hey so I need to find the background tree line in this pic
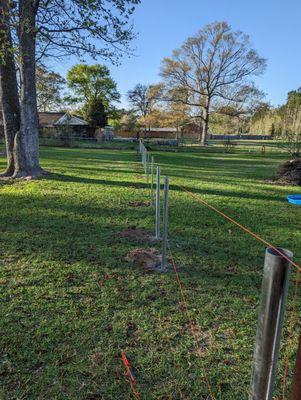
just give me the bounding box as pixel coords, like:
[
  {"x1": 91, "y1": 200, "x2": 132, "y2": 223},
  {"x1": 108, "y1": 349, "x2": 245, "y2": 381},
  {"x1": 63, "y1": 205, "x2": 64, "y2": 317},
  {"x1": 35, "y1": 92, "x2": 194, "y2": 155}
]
[
  {"x1": 121, "y1": 22, "x2": 267, "y2": 143},
  {"x1": 0, "y1": 0, "x2": 140, "y2": 178}
]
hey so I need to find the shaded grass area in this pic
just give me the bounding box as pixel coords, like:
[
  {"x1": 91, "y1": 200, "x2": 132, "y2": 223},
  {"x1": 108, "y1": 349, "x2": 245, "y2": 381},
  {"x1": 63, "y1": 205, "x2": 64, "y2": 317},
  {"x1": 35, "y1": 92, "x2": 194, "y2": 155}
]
[{"x1": 0, "y1": 146, "x2": 300, "y2": 399}]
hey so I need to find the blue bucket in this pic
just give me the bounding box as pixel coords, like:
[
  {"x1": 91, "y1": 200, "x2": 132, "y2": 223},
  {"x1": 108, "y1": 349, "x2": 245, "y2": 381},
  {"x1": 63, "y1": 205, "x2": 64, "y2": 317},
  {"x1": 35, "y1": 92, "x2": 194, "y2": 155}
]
[{"x1": 287, "y1": 195, "x2": 301, "y2": 205}]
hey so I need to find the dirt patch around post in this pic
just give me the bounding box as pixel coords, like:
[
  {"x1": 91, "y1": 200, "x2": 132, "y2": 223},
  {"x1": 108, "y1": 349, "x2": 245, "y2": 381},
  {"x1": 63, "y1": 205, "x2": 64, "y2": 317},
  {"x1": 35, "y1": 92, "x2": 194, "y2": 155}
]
[
  {"x1": 125, "y1": 248, "x2": 163, "y2": 272},
  {"x1": 128, "y1": 201, "x2": 150, "y2": 207},
  {"x1": 117, "y1": 226, "x2": 152, "y2": 242},
  {"x1": 128, "y1": 182, "x2": 145, "y2": 189}
]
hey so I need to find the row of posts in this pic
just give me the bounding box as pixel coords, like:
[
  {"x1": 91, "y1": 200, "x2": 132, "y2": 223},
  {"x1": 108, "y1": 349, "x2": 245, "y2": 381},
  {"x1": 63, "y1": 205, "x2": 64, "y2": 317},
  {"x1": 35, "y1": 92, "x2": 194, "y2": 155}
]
[
  {"x1": 139, "y1": 139, "x2": 169, "y2": 272},
  {"x1": 138, "y1": 139, "x2": 298, "y2": 399}
]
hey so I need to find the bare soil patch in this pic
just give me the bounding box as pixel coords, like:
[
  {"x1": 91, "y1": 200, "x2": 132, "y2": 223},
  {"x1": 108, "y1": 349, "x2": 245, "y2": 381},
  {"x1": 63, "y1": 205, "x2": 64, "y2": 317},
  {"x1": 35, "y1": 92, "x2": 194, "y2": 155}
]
[
  {"x1": 128, "y1": 182, "x2": 145, "y2": 189},
  {"x1": 128, "y1": 200, "x2": 150, "y2": 207},
  {"x1": 117, "y1": 226, "x2": 151, "y2": 242},
  {"x1": 125, "y1": 248, "x2": 162, "y2": 271}
]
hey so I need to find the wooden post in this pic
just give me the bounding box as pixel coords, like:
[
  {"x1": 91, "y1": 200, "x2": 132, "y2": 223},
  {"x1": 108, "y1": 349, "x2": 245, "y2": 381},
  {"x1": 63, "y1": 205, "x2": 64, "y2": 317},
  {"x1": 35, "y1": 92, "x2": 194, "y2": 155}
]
[{"x1": 290, "y1": 334, "x2": 301, "y2": 400}]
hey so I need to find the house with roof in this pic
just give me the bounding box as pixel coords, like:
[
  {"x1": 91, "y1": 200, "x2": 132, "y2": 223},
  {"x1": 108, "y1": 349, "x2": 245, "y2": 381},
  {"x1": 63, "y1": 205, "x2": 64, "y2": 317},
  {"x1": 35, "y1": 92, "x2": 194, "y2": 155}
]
[
  {"x1": 38, "y1": 112, "x2": 96, "y2": 138},
  {"x1": 0, "y1": 111, "x2": 95, "y2": 138}
]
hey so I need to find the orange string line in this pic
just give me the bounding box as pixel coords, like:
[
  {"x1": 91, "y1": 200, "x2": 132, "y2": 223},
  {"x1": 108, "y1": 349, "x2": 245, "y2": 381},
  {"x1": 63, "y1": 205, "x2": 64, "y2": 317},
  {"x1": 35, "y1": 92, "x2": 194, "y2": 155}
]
[
  {"x1": 121, "y1": 353, "x2": 141, "y2": 400},
  {"x1": 142, "y1": 154, "x2": 300, "y2": 397},
  {"x1": 168, "y1": 242, "x2": 216, "y2": 400},
  {"x1": 177, "y1": 184, "x2": 301, "y2": 273},
  {"x1": 175, "y1": 183, "x2": 301, "y2": 398}
]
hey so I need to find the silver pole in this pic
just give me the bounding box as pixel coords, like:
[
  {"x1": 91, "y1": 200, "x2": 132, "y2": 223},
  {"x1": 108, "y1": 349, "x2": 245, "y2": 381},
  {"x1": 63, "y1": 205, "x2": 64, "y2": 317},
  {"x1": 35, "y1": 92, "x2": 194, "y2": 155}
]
[
  {"x1": 155, "y1": 166, "x2": 161, "y2": 239},
  {"x1": 144, "y1": 149, "x2": 147, "y2": 174},
  {"x1": 146, "y1": 152, "x2": 149, "y2": 185},
  {"x1": 150, "y1": 156, "x2": 154, "y2": 206},
  {"x1": 161, "y1": 176, "x2": 169, "y2": 272},
  {"x1": 249, "y1": 247, "x2": 293, "y2": 400}
]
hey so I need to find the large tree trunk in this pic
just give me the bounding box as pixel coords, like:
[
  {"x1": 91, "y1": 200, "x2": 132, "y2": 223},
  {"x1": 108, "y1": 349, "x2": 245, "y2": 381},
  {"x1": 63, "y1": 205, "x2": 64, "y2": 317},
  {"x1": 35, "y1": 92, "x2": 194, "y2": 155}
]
[
  {"x1": 0, "y1": 0, "x2": 21, "y2": 177},
  {"x1": 14, "y1": 0, "x2": 44, "y2": 178},
  {"x1": 198, "y1": 122, "x2": 204, "y2": 144},
  {"x1": 200, "y1": 102, "x2": 210, "y2": 145}
]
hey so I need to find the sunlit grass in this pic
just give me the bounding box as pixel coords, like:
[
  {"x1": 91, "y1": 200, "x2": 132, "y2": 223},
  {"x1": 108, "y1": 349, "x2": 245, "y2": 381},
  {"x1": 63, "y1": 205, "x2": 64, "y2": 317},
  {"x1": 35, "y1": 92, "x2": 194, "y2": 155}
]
[{"x1": 0, "y1": 145, "x2": 300, "y2": 399}]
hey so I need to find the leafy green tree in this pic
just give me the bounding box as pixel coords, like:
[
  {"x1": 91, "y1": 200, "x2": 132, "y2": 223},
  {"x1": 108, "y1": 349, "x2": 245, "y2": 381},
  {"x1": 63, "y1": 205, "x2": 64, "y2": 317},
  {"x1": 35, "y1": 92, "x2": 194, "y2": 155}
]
[
  {"x1": 66, "y1": 64, "x2": 120, "y2": 123},
  {"x1": 114, "y1": 110, "x2": 140, "y2": 134},
  {"x1": 0, "y1": 0, "x2": 140, "y2": 178},
  {"x1": 83, "y1": 97, "x2": 108, "y2": 128},
  {"x1": 277, "y1": 89, "x2": 301, "y2": 158},
  {"x1": 37, "y1": 67, "x2": 65, "y2": 112}
]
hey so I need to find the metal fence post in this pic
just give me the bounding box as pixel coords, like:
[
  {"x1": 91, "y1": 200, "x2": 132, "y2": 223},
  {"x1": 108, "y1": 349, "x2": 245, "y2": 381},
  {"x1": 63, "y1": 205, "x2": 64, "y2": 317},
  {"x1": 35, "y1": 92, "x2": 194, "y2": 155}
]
[
  {"x1": 146, "y1": 152, "x2": 149, "y2": 185},
  {"x1": 155, "y1": 166, "x2": 161, "y2": 239},
  {"x1": 249, "y1": 247, "x2": 293, "y2": 400},
  {"x1": 150, "y1": 156, "x2": 154, "y2": 206},
  {"x1": 138, "y1": 139, "x2": 141, "y2": 155},
  {"x1": 161, "y1": 176, "x2": 169, "y2": 272},
  {"x1": 144, "y1": 149, "x2": 147, "y2": 173}
]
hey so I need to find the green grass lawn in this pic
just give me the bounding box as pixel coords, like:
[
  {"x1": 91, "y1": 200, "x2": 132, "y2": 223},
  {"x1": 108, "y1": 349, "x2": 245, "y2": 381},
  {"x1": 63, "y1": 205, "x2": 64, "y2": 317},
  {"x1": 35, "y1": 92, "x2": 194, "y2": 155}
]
[{"x1": 0, "y1": 146, "x2": 300, "y2": 399}]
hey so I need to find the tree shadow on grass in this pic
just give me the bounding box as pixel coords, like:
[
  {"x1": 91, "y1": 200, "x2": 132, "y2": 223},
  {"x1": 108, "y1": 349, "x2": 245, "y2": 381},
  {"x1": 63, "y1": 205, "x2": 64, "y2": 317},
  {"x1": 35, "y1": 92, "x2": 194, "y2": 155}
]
[
  {"x1": 0, "y1": 183, "x2": 291, "y2": 281},
  {"x1": 46, "y1": 172, "x2": 149, "y2": 189}
]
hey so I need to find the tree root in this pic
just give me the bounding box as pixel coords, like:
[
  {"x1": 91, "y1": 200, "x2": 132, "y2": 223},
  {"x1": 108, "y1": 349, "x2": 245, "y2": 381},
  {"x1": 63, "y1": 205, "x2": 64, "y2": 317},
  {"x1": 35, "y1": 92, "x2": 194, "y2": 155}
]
[
  {"x1": 0, "y1": 167, "x2": 50, "y2": 180},
  {"x1": 12, "y1": 167, "x2": 49, "y2": 180}
]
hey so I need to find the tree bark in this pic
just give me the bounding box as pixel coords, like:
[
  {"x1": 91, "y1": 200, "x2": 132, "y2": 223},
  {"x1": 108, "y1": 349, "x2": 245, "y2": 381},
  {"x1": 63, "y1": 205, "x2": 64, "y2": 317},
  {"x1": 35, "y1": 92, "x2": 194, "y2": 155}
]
[
  {"x1": 200, "y1": 100, "x2": 210, "y2": 145},
  {"x1": 0, "y1": 0, "x2": 21, "y2": 177},
  {"x1": 197, "y1": 122, "x2": 204, "y2": 144},
  {"x1": 14, "y1": 0, "x2": 44, "y2": 177}
]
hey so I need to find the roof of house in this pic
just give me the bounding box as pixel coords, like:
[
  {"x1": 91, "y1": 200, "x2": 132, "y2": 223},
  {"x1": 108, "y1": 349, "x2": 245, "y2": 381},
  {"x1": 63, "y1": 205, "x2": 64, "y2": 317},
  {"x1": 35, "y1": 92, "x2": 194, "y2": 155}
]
[
  {"x1": 39, "y1": 112, "x2": 89, "y2": 127},
  {"x1": 38, "y1": 112, "x2": 66, "y2": 126},
  {"x1": 0, "y1": 111, "x2": 89, "y2": 127}
]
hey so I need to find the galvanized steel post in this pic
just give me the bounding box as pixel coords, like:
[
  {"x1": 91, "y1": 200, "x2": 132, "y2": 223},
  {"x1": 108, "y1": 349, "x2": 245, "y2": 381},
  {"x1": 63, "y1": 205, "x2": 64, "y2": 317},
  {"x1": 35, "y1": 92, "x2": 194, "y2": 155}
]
[
  {"x1": 161, "y1": 176, "x2": 169, "y2": 272},
  {"x1": 146, "y1": 152, "x2": 149, "y2": 185},
  {"x1": 249, "y1": 247, "x2": 293, "y2": 400},
  {"x1": 150, "y1": 156, "x2": 154, "y2": 206},
  {"x1": 155, "y1": 166, "x2": 161, "y2": 239},
  {"x1": 144, "y1": 148, "x2": 147, "y2": 173}
]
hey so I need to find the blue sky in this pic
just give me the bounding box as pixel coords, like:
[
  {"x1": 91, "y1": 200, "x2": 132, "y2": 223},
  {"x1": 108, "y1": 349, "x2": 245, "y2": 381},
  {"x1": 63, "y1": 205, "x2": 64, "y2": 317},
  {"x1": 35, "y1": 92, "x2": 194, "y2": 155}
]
[{"x1": 54, "y1": 0, "x2": 301, "y2": 108}]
